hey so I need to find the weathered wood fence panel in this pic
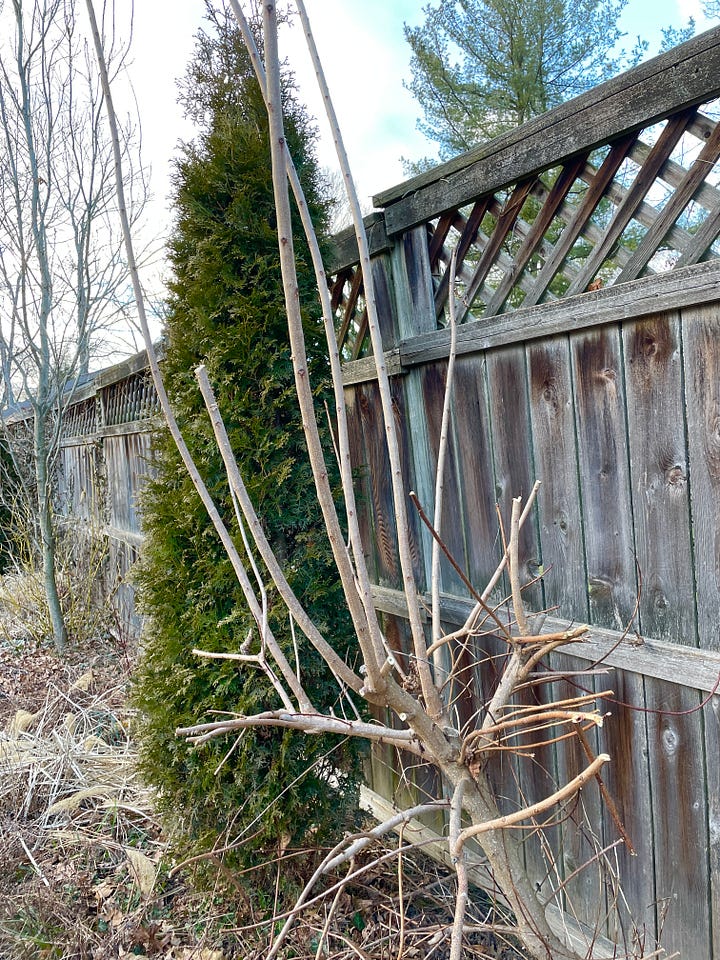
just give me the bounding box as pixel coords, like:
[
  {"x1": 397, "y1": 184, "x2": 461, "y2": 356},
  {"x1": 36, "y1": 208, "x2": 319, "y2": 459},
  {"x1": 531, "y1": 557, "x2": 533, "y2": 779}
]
[
  {"x1": 53, "y1": 352, "x2": 158, "y2": 634},
  {"x1": 329, "y1": 29, "x2": 720, "y2": 954}
]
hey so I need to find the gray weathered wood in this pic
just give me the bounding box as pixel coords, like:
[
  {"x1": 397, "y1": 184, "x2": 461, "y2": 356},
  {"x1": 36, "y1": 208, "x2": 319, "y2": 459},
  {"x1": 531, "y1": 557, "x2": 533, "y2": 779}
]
[
  {"x1": 376, "y1": 28, "x2": 720, "y2": 234},
  {"x1": 396, "y1": 259, "x2": 720, "y2": 371},
  {"x1": 523, "y1": 134, "x2": 638, "y2": 307},
  {"x1": 624, "y1": 313, "x2": 695, "y2": 645},
  {"x1": 705, "y1": 695, "x2": 720, "y2": 960},
  {"x1": 388, "y1": 226, "x2": 442, "y2": 590},
  {"x1": 485, "y1": 155, "x2": 589, "y2": 316},
  {"x1": 644, "y1": 680, "x2": 711, "y2": 957},
  {"x1": 371, "y1": 585, "x2": 720, "y2": 692},
  {"x1": 682, "y1": 304, "x2": 720, "y2": 652},
  {"x1": 327, "y1": 211, "x2": 389, "y2": 272},
  {"x1": 456, "y1": 179, "x2": 535, "y2": 318},
  {"x1": 616, "y1": 115, "x2": 720, "y2": 282},
  {"x1": 526, "y1": 337, "x2": 588, "y2": 619},
  {"x1": 571, "y1": 327, "x2": 637, "y2": 629},
  {"x1": 451, "y1": 354, "x2": 501, "y2": 591},
  {"x1": 341, "y1": 349, "x2": 402, "y2": 386},
  {"x1": 486, "y1": 345, "x2": 543, "y2": 608},
  {"x1": 596, "y1": 669, "x2": 655, "y2": 946},
  {"x1": 565, "y1": 110, "x2": 695, "y2": 296}
]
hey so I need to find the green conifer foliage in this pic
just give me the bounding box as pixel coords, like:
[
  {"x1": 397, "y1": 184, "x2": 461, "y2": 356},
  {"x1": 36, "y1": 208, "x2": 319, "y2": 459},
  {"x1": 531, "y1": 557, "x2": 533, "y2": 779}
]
[{"x1": 132, "y1": 6, "x2": 360, "y2": 884}]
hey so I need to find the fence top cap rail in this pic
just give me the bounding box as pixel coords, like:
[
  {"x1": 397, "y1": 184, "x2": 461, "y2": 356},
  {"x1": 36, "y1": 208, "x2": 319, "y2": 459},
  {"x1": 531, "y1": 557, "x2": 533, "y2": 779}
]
[{"x1": 371, "y1": 25, "x2": 720, "y2": 235}]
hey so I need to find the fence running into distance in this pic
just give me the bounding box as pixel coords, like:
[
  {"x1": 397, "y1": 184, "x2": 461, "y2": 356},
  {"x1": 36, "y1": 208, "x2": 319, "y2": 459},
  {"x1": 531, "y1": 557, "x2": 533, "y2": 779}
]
[
  {"x1": 53, "y1": 351, "x2": 159, "y2": 633},
  {"x1": 50, "y1": 27, "x2": 720, "y2": 958}
]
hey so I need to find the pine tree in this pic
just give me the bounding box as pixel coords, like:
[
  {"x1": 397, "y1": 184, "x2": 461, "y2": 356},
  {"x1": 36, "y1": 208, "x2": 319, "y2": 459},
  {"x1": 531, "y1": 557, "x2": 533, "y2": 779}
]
[
  {"x1": 132, "y1": 4, "x2": 360, "y2": 891},
  {"x1": 405, "y1": 0, "x2": 645, "y2": 161}
]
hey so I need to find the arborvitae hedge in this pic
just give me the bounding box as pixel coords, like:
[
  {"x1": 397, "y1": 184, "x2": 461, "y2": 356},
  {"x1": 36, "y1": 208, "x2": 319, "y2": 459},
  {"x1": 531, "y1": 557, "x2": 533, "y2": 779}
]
[{"x1": 133, "y1": 6, "x2": 360, "y2": 892}]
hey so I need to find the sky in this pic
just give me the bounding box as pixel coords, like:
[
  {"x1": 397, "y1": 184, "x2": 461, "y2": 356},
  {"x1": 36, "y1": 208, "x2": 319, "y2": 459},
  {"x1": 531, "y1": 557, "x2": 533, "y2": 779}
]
[{"x1": 122, "y1": 0, "x2": 716, "y2": 239}]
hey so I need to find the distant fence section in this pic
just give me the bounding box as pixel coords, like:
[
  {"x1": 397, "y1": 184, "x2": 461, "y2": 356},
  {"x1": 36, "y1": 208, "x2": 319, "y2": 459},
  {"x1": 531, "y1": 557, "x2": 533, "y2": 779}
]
[
  {"x1": 54, "y1": 350, "x2": 159, "y2": 633},
  {"x1": 330, "y1": 28, "x2": 720, "y2": 959}
]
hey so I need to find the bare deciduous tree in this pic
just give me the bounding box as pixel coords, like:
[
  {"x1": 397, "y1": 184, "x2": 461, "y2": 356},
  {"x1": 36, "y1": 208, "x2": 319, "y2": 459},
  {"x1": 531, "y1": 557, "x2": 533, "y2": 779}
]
[
  {"x1": 87, "y1": 2, "x2": 642, "y2": 957},
  {"x1": 0, "y1": 0, "x2": 146, "y2": 651}
]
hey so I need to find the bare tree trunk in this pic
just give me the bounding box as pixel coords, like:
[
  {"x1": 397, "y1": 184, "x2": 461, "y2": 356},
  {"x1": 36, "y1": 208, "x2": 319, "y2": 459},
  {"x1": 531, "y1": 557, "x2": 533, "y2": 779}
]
[{"x1": 33, "y1": 409, "x2": 67, "y2": 653}]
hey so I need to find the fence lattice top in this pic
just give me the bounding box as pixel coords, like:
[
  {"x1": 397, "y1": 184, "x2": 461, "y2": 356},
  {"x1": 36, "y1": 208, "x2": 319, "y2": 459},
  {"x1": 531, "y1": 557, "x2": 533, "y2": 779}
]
[{"x1": 330, "y1": 29, "x2": 720, "y2": 360}]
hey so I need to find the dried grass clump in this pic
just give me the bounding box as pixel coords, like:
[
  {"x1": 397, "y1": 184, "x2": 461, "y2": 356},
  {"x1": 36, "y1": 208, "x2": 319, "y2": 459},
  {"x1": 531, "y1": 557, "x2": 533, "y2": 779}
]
[
  {"x1": 0, "y1": 675, "x2": 165, "y2": 959},
  {"x1": 0, "y1": 522, "x2": 115, "y2": 647}
]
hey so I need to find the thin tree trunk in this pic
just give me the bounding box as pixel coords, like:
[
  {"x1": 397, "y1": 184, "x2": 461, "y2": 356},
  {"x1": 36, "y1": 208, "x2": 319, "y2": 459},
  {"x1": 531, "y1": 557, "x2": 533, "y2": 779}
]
[{"x1": 34, "y1": 409, "x2": 67, "y2": 653}]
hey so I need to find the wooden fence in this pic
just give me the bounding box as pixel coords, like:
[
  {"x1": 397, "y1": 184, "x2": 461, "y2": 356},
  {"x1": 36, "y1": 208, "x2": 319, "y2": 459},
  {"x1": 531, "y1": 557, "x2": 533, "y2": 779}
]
[
  {"x1": 329, "y1": 28, "x2": 720, "y2": 959},
  {"x1": 43, "y1": 26, "x2": 720, "y2": 956},
  {"x1": 54, "y1": 351, "x2": 159, "y2": 634}
]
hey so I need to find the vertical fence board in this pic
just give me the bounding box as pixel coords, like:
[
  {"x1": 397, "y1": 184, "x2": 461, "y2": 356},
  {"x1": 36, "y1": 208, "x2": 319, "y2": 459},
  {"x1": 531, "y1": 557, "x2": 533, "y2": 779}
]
[
  {"x1": 571, "y1": 327, "x2": 637, "y2": 628},
  {"x1": 571, "y1": 326, "x2": 654, "y2": 938},
  {"x1": 357, "y1": 381, "x2": 401, "y2": 588},
  {"x1": 523, "y1": 339, "x2": 592, "y2": 936},
  {"x1": 682, "y1": 302, "x2": 720, "y2": 653},
  {"x1": 485, "y1": 344, "x2": 554, "y2": 893},
  {"x1": 418, "y1": 360, "x2": 466, "y2": 595},
  {"x1": 645, "y1": 681, "x2": 709, "y2": 957},
  {"x1": 486, "y1": 345, "x2": 542, "y2": 610},
  {"x1": 680, "y1": 302, "x2": 720, "y2": 958},
  {"x1": 344, "y1": 385, "x2": 378, "y2": 584},
  {"x1": 623, "y1": 311, "x2": 709, "y2": 953},
  {"x1": 624, "y1": 313, "x2": 694, "y2": 645},
  {"x1": 452, "y1": 354, "x2": 502, "y2": 592},
  {"x1": 706, "y1": 694, "x2": 720, "y2": 960},
  {"x1": 391, "y1": 226, "x2": 438, "y2": 592},
  {"x1": 527, "y1": 336, "x2": 587, "y2": 619}
]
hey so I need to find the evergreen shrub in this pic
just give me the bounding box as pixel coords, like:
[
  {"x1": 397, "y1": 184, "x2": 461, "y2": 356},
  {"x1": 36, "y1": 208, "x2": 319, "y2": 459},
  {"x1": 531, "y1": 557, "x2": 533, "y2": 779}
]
[{"x1": 133, "y1": 5, "x2": 361, "y2": 895}]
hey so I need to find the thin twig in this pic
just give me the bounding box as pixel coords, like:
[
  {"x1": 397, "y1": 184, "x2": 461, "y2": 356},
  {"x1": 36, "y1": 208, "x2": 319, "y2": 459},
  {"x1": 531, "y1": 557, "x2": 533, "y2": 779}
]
[{"x1": 456, "y1": 753, "x2": 610, "y2": 848}]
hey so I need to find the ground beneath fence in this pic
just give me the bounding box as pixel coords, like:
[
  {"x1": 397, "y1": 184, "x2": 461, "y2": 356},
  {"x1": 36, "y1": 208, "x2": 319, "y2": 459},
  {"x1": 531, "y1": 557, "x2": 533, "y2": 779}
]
[{"x1": 0, "y1": 631, "x2": 528, "y2": 960}]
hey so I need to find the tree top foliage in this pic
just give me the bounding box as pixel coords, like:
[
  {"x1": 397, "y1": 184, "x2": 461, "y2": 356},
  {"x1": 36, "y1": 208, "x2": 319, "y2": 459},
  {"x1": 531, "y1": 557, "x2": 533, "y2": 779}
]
[{"x1": 404, "y1": 0, "x2": 681, "y2": 161}]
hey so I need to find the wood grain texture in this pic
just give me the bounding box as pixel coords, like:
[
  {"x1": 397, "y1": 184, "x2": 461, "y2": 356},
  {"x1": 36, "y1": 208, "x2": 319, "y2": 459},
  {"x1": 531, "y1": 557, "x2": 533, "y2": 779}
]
[
  {"x1": 327, "y1": 211, "x2": 389, "y2": 273},
  {"x1": 623, "y1": 313, "x2": 695, "y2": 646},
  {"x1": 451, "y1": 354, "x2": 503, "y2": 591},
  {"x1": 527, "y1": 337, "x2": 588, "y2": 620},
  {"x1": 644, "y1": 681, "x2": 711, "y2": 958},
  {"x1": 571, "y1": 327, "x2": 638, "y2": 630},
  {"x1": 550, "y1": 652, "x2": 607, "y2": 931},
  {"x1": 370, "y1": 254, "x2": 398, "y2": 352},
  {"x1": 596, "y1": 671, "x2": 656, "y2": 946},
  {"x1": 396, "y1": 260, "x2": 720, "y2": 370},
  {"x1": 486, "y1": 345, "x2": 543, "y2": 611},
  {"x1": 344, "y1": 384, "x2": 378, "y2": 584},
  {"x1": 372, "y1": 589, "x2": 720, "y2": 692},
  {"x1": 356, "y1": 380, "x2": 401, "y2": 588},
  {"x1": 389, "y1": 226, "x2": 440, "y2": 589},
  {"x1": 682, "y1": 304, "x2": 720, "y2": 653},
  {"x1": 705, "y1": 694, "x2": 720, "y2": 960},
  {"x1": 418, "y1": 360, "x2": 466, "y2": 595}
]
